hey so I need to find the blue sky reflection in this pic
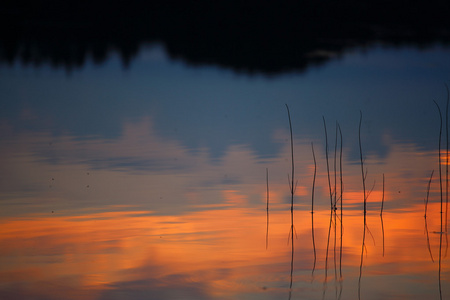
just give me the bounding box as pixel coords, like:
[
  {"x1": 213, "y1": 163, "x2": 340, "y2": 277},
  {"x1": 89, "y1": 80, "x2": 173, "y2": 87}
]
[
  {"x1": 1, "y1": 43, "x2": 450, "y2": 300},
  {"x1": 1, "y1": 44, "x2": 450, "y2": 160}
]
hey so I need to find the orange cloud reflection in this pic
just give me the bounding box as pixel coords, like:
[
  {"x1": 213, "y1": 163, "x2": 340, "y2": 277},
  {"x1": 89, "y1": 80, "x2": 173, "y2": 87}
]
[{"x1": 0, "y1": 202, "x2": 448, "y2": 299}]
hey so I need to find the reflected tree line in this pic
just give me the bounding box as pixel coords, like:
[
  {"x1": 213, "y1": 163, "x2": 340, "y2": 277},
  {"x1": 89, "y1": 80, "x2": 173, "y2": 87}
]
[
  {"x1": 269, "y1": 101, "x2": 449, "y2": 299},
  {"x1": 1, "y1": 0, "x2": 450, "y2": 74}
]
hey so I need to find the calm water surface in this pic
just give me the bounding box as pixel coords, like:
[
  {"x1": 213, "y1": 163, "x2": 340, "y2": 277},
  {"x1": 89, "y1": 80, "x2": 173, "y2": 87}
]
[{"x1": 0, "y1": 44, "x2": 450, "y2": 299}]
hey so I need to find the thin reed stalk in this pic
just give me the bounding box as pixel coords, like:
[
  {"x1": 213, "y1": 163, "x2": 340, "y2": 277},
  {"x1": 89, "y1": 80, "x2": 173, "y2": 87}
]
[
  {"x1": 322, "y1": 117, "x2": 335, "y2": 296},
  {"x1": 425, "y1": 170, "x2": 434, "y2": 262},
  {"x1": 446, "y1": 84, "x2": 449, "y2": 257},
  {"x1": 311, "y1": 142, "x2": 317, "y2": 214},
  {"x1": 332, "y1": 123, "x2": 339, "y2": 283},
  {"x1": 446, "y1": 83, "x2": 449, "y2": 228},
  {"x1": 266, "y1": 167, "x2": 269, "y2": 250},
  {"x1": 380, "y1": 174, "x2": 386, "y2": 256},
  {"x1": 323, "y1": 117, "x2": 333, "y2": 209},
  {"x1": 311, "y1": 210, "x2": 317, "y2": 277},
  {"x1": 358, "y1": 110, "x2": 366, "y2": 300},
  {"x1": 433, "y1": 100, "x2": 443, "y2": 300},
  {"x1": 338, "y1": 123, "x2": 343, "y2": 206},
  {"x1": 359, "y1": 111, "x2": 367, "y2": 211},
  {"x1": 425, "y1": 215, "x2": 435, "y2": 262},
  {"x1": 425, "y1": 170, "x2": 434, "y2": 217},
  {"x1": 324, "y1": 210, "x2": 333, "y2": 286},
  {"x1": 439, "y1": 215, "x2": 443, "y2": 300},
  {"x1": 334, "y1": 122, "x2": 338, "y2": 209},
  {"x1": 434, "y1": 101, "x2": 443, "y2": 217},
  {"x1": 338, "y1": 123, "x2": 343, "y2": 280},
  {"x1": 333, "y1": 211, "x2": 337, "y2": 281},
  {"x1": 311, "y1": 142, "x2": 317, "y2": 275},
  {"x1": 286, "y1": 104, "x2": 295, "y2": 221},
  {"x1": 380, "y1": 175, "x2": 385, "y2": 256},
  {"x1": 381, "y1": 174, "x2": 385, "y2": 215},
  {"x1": 285, "y1": 104, "x2": 295, "y2": 297},
  {"x1": 380, "y1": 213, "x2": 385, "y2": 258}
]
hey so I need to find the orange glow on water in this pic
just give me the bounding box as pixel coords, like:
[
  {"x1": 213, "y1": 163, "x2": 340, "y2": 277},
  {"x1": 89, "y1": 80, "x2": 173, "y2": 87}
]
[
  {"x1": 1, "y1": 124, "x2": 450, "y2": 299},
  {"x1": 0, "y1": 202, "x2": 448, "y2": 299}
]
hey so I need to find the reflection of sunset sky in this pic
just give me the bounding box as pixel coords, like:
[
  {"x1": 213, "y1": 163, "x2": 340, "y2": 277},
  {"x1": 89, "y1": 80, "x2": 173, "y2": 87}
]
[
  {"x1": 1, "y1": 45, "x2": 450, "y2": 160},
  {"x1": 0, "y1": 204, "x2": 448, "y2": 299},
  {"x1": 0, "y1": 117, "x2": 449, "y2": 299},
  {"x1": 1, "y1": 45, "x2": 450, "y2": 299},
  {"x1": 0, "y1": 116, "x2": 445, "y2": 216}
]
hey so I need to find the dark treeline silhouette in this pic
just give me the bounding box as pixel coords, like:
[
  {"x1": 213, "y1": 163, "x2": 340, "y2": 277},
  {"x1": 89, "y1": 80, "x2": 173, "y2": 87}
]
[{"x1": 1, "y1": 0, "x2": 450, "y2": 73}]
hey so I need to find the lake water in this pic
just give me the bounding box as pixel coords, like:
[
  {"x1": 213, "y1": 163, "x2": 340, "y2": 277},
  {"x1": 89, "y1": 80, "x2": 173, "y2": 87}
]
[{"x1": 0, "y1": 43, "x2": 449, "y2": 299}]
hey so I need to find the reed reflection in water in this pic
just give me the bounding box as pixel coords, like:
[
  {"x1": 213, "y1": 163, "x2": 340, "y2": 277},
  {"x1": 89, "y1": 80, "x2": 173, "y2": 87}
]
[
  {"x1": 0, "y1": 204, "x2": 447, "y2": 299},
  {"x1": 0, "y1": 115, "x2": 449, "y2": 299}
]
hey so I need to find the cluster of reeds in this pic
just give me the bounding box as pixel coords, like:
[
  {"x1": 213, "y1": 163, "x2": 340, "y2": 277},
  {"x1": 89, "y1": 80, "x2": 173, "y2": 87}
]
[
  {"x1": 273, "y1": 106, "x2": 391, "y2": 299},
  {"x1": 269, "y1": 90, "x2": 450, "y2": 299}
]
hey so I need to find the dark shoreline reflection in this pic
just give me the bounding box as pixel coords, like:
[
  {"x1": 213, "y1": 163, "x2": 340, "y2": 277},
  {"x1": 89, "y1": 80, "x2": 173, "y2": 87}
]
[{"x1": 1, "y1": 0, "x2": 450, "y2": 74}]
